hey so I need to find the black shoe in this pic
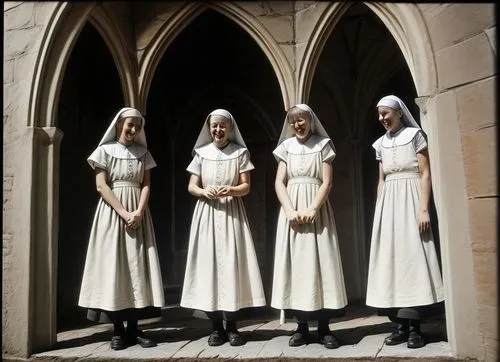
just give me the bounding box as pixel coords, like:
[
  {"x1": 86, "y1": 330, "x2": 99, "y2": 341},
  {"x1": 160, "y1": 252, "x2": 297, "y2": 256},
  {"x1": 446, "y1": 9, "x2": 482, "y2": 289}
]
[
  {"x1": 407, "y1": 330, "x2": 425, "y2": 349},
  {"x1": 289, "y1": 331, "x2": 309, "y2": 347},
  {"x1": 384, "y1": 329, "x2": 409, "y2": 345},
  {"x1": 110, "y1": 335, "x2": 127, "y2": 350},
  {"x1": 319, "y1": 333, "x2": 340, "y2": 349},
  {"x1": 208, "y1": 330, "x2": 228, "y2": 346},
  {"x1": 227, "y1": 330, "x2": 246, "y2": 346},
  {"x1": 126, "y1": 330, "x2": 157, "y2": 348}
]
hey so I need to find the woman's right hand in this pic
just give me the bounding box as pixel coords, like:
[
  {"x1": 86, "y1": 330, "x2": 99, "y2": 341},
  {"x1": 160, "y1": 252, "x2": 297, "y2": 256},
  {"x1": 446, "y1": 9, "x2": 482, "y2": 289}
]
[{"x1": 202, "y1": 185, "x2": 218, "y2": 200}]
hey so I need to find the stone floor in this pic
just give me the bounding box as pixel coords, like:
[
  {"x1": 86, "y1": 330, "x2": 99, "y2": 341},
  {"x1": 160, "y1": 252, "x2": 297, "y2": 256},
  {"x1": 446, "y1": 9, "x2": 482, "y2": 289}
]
[{"x1": 28, "y1": 307, "x2": 456, "y2": 361}]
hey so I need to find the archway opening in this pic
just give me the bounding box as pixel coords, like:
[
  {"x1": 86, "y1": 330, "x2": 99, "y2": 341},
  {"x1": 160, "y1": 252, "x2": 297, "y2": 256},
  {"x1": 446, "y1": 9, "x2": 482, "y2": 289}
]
[
  {"x1": 146, "y1": 8, "x2": 284, "y2": 308},
  {"x1": 308, "y1": 2, "x2": 444, "y2": 335},
  {"x1": 57, "y1": 21, "x2": 124, "y2": 331}
]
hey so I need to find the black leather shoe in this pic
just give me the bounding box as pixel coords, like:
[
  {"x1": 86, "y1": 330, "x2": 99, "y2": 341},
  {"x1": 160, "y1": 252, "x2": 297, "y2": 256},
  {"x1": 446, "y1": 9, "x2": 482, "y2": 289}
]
[
  {"x1": 136, "y1": 335, "x2": 157, "y2": 348},
  {"x1": 227, "y1": 331, "x2": 246, "y2": 346},
  {"x1": 289, "y1": 331, "x2": 309, "y2": 347},
  {"x1": 110, "y1": 335, "x2": 127, "y2": 350},
  {"x1": 407, "y1": 330, "x2": 425, "y2": 349},
  {"x1": 208, "y1": 330, "x2": 228, "y2": 346},
  {"x1": 319, "y1": 333, "x2": 340, "y2": 349},
  {"x1": 126, "y1": 330, "x2": 157, "y2": 348},
  {"x1": 384, "y1": 329, "x2": 409, "y2": 345}
]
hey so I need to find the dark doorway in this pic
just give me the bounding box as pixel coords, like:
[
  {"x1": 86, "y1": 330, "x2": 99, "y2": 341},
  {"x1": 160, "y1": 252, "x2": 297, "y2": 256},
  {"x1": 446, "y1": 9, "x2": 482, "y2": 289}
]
[
  {"x1": 146, "y1": 9, "x2": 284, "y2": 307},
  {"x1": 308, "y1": 3, "x2": 441, "y2": 305},
  {"x1": 57, "y1": 22, "x2": 123, "y2": 331}
]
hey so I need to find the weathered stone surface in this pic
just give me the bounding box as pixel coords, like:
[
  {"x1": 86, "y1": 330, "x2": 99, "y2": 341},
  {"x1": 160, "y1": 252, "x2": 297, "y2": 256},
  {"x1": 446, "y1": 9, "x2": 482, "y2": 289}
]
[
  {"x1": 473, "y1": 251, "x2": 497, "y2": 285},
  {"x1": 476, "y1": 281, "x2": 498, "y2": 308},
  {"x1": 456, "y1": 77, "x2": 496, "y2": 132},
  {"x1": 469, "y1": 198, "x2": 497, "y2": 253},
  {"x1": 483, "y1": 336, "x2": 498, "y2": 362},
  {"x1": 485, "y1": 26, "x2": 496, "y2": 55},
  {"x1": 258, "y1": 14, "x2": 293, "y2": 44},
  {"x1": 3, "y1": 1, "x2": 35, "y2": 29},
  {"x1": 461, "y1": 126, "x2": 497, "y2": 198},
  {"x1": 425, "y1": 3, "x2": 495, "y2": 51},
  {"x1": 436, "y1": 32, "x2": 495, "y2": 91},
  {"x1": 477, "y1": 304, "x2": 498, "y2": 339},
  {"x1": 295, "y1": 1, "x2": 331, "y2": 44},
  {"x1": 3, "y1": 59, "x2": 15, "y2": 84}
]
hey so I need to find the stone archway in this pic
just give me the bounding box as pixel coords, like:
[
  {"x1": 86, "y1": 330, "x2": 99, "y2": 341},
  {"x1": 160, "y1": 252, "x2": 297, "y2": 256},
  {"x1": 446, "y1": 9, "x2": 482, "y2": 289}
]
[
  {"x1": 25, "y1": 1, "x2": 141, "y2": 352},
  {"x1": 145, "y1": 8, "x2": 284, "y2": 304},
  {"x1": 297, "y1": 2, "x2": 479, "y2": 358},
  {"x1": 137, "y1": 2, "x2": 295, "y2": 113}
]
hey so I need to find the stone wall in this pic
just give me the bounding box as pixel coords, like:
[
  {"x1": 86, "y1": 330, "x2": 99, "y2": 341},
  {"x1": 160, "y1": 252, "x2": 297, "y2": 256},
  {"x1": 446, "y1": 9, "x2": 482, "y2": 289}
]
[
  {"x1": 3, "y1": 1, "x2": 62, "y2": 357},
  {"x1": 419, "y1": 3, "x2": 497, "y2": 361}
]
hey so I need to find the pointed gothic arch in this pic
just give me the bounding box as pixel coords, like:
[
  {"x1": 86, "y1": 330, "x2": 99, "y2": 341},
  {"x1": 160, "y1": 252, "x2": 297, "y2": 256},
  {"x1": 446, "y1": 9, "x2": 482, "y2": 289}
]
[
  {"x1": 137, "y1": 2, "x2": 294, "y2": 112},
  {"x1": 297, "y1": 2, "x2": 478, "y2": 358}
]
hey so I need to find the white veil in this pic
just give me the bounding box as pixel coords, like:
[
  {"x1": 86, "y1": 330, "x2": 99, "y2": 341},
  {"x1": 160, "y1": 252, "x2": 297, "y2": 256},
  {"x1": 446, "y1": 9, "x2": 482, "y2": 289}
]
[
  {"x1": 376, "y1": 95, "x2": 420, "y2": 129},
  {"x1": 192, "y1": 109, "x2": 248, "y2": 155},
  {"x1": 97, "y1": 107, "x2": 148, "y2": 147},
  {"x1": 277, "y1": 104, "x2": 331, "y2": 146}
]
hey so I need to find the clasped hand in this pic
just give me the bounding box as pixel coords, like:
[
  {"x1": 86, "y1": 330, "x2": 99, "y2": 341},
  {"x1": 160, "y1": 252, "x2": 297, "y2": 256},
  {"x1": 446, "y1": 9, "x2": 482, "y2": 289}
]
[
  {"x1": 203, "y1": 185, "x2": 232, "y2": 199},
  {"x1": 287, "y1": 208, "x2": 316, "y2": 231},
  {"x1": 125, "y1": 210, "x2": 143, "y2": 230}
]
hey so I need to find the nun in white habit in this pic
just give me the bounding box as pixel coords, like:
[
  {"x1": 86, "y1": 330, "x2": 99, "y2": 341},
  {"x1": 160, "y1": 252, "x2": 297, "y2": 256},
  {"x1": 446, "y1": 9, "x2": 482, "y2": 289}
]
[
  {"x1": 366, "y1": 95, "x2": 444, "y2": 349},
  {"x1": 78, "y1": 107, "x2": 165, "y2": 350},
  {"x1": 271, "y1": 104, "x2": 347, "y2": 349},
  {"x1": 181, "y1": 109, "x2": 266, "y2": 347}
]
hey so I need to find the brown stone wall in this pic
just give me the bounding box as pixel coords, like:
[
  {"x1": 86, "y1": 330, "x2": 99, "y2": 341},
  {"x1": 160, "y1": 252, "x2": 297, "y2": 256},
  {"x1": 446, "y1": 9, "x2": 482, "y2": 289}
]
[{"x1": 420, "y1": 3, "x2": 497, "y2": 361}]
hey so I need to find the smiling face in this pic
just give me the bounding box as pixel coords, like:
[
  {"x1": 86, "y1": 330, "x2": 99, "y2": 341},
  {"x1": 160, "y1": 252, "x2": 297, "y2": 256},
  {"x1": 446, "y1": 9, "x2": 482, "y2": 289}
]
[
  {"x1": 117, "y1": 117, "x2": 142, "y2": 146},
  {"x1": 208, "y1": 115, "x2": 232, "y2": 148},
  {"x1": 287, "y1": 107, "x2": 312, "y2": 143},
  {"x1": 378, "y1": 106, "x2": 402, "y2": 133}
]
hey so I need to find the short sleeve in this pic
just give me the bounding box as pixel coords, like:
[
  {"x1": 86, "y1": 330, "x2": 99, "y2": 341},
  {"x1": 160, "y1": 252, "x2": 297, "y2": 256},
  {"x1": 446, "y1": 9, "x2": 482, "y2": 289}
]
[
  {"x1": 144, "y1": 151, "x2": 157, "y2": 170},
  {"x1": 239, "y1": 149, "x2": 255, "y2": 173},
  {"x1": 372, "y1": 138, "x2": 382, "y2": 161},
  {"x1": 87, "y1": 146, "x2": 108, "y2": 170},
  {"x1": 413, "y1": 130, "x2": 428, "y2": 153},
  {"x1": 321, "y1": 141, "x2": 336, "y2": 163},
  {"x1": 272, "y1": 143, "x2": 287, "y2": 163},
  {"x1": 186, "y1": 153, "x2": 202, "y2": 175}
]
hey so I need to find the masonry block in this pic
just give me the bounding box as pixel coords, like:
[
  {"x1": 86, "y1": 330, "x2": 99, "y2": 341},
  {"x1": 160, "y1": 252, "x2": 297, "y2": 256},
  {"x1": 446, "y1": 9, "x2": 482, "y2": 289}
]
[
  {"x1": 477, "y1": 304, "x2": 498, "y2": 339},
  {"x1": 473, "y1": 251, "x2": 497, "y2": 285},
  {"x1": 456, "y1": 77, "x2": 496, "y2": 132},
  {"x1": 424, "y1": 3, "x2": 495, "y2": 51},
  {"x1": 461, "y1": 126, "x2": 497, "y2": 198},
  {"x1": 436, "y1": 32, "x2": 495, "y2": 90},
  {"x1": 468, "y1": 197, "x2": 497, "y2": 253},
  {"x1": 3, "y1": 2, "x2": 35, "y2": 30}
]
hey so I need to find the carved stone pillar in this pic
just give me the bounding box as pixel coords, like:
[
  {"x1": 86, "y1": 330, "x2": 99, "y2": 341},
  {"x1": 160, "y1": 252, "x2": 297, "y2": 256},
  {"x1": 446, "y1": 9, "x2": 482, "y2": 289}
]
[{"x1": 32, "y1": 127, "x2": 64, "y2": 352}]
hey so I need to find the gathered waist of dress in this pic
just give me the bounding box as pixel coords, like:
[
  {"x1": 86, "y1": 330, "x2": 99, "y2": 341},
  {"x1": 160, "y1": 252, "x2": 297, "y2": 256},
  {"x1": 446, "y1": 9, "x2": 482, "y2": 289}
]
[
  {"x1": 288, "y1": 176, "x2": 322, "y2": 186},
  {"x1": 385, "y1": 172, "x2": 420, "y2": 181},
  {"x1": 110, "y1": 180, "x2": 141, "y2": 188}
]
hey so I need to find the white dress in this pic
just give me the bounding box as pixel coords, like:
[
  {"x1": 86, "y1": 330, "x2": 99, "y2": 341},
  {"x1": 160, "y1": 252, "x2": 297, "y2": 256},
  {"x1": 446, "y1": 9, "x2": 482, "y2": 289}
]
[
  {"x1": 78, "y1": 142, "x2": 165, "y2": 312},
  {"x1": 180, "y1": 142, "x2": 266, "y2": 312},
  {"x1": 366, "y1": 127, "x2": 444, "y2": 308},
  {"x1": 271, "y1": 135, "x2": 348, "y2": 311}
]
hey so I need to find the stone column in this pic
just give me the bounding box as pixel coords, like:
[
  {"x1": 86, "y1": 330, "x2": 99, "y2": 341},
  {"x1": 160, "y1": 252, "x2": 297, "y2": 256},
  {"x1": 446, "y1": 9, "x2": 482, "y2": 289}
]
[
  {"x1": 31, "y1": 127, "x2": 64, "y2": 353},
  {"x1": 415, "y1": 94, "x2": 480, "y2": 358}
]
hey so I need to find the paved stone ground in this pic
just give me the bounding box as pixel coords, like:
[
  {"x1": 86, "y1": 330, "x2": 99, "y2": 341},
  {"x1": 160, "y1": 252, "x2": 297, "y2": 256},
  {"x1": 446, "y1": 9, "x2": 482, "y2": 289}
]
[{"x1": 18, "y1": 307, "x2": 459, "y2": 361}]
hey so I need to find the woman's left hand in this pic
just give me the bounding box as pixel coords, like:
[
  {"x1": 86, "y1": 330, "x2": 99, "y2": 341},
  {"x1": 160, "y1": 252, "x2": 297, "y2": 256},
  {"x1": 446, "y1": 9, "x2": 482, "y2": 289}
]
[
  {"x1": 127, "y1": 210, "x2": 143, "y2": 229},
  {"x1": 298, "y1": 208, "x2": 316, "y2": 224},
  {"x1": 216, "y1": 186, "x2": 232, "y2": 197},
  {"x1": 418, "y1": 210, "x2": 431, "y2": 233}
]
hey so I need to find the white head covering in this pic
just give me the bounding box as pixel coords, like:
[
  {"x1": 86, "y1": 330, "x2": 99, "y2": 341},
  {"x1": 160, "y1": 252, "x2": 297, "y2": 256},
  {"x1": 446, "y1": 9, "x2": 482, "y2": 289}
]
[
  {"x1": 192, "y1": 109, "x2": 248, "y2": 155},
  {"x1": 376, "y1": 95, "x2": 420, "y2": 129},
  {"x1": 277, "y1": 104, "x2": 331, "y2": 146},
  {"x1": 98, "y1": 107, "x2": 148, "y2": 147}
]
